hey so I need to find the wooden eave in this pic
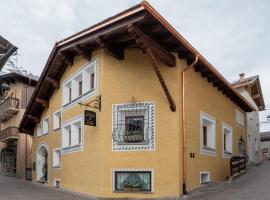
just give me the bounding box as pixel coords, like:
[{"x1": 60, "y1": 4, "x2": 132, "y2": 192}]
[
  {"x1": 0, "y1": 72, "x2": 38, "y2": 86},
  {"x1": 19, "y1": 1, "x2": 255, "y2": 134}
]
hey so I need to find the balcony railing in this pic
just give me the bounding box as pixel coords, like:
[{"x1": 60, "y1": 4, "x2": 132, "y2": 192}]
[
  {"x1": 0, "y1": 127, "x2": 19, "y2": 142},
  {"x1": 0, "y1": 97, "x2": 20, "y2": 122}
]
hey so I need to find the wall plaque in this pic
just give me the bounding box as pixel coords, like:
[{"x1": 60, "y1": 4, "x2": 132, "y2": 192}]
[{"x1": 84, "y1": 110, "x2": 96, "y2": 126}]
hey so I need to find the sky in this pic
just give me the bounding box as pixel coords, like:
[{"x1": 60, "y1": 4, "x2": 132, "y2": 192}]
[{"x1": 1, "y1": 0, "x2": 270, "y2": 127}]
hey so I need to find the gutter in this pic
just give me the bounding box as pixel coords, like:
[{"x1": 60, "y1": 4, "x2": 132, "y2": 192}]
[{"x1": 182, "y1": 54, "x2": 199, "y2": 194}]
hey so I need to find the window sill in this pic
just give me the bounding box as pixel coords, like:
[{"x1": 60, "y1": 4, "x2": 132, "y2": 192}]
[
  {"x1": 53, "y1": 165, "x2": 61, "y2": 169},
  {"x1": 201, "y1": 145, "x2": 216, "y2": 156},
  {"x1": 203, "y1": 145, "x2": 216, "y2": 152},
  {"x1": 62, "y1": 144, "x2": 82, "y2": 153},
  {"x1": 224, "y1": 151, "x2": 232, "y2": 155}
]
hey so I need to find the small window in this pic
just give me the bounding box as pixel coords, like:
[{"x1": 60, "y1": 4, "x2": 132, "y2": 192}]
[
  {"x1": 112, "y1": 102, "x2": 155, "y2": 151},
  {"x1": 36, "y1": 124, "x2": 42, "y2": 137},
  {"x1": 54, "y1": 179, "x2": 61, "y2": 188},
  {"x1": 200, "y1": 112, "x2": 216, "y2": 155},
  {"x1": 200, "y1": 171, "x2": 210, "y2": 184},
  {"x1": 53, "y1": 111, "x2": 61, "y2": 130},
  {"x1": 42, "y1": 117, "x2": 49, "y2": 135},
  {"x1": 78, "y1": 80, "x2": 83, "y2": 96},
  {"x1": 90, "y1": 72, "x2": 95, "y2": 90},
  {"x1": 53, "y1": 149, "x2": 61, "y2": 168},
  {"x1": 222, "y1": 123, "x2": 233, "y2": 158},
  {"x1": 114, "y1": 170, "x2": 152, "y2": 192}
]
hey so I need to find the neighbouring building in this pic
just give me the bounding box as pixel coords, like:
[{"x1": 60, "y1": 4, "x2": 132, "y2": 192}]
[
  {"x1": 260, "y1": 131, "x2": 270, "y2": 160},
  {"x1": 232, "y1": 74, "x2": 265, "y2": 164},
  {"x1": 19, "y1": 1, "x2": 254, "y2": 198},
  {"x1": 0, "y1": 71, "x2": 38, "y2": 179}
]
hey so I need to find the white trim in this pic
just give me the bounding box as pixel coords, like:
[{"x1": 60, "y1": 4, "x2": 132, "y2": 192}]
[
  {"x1": 200, "y1": 171, "x2": 210, "y2": 184},
  {"x1": 200, "y1": 111, "x2": 216, "y2": 156},
  {"x1": 222, "y1": 122, "x2": 233, "y2": 159},
  {"x1": 112, "y1": 168, "x2": 154, "y2": 193},
  {"x1": 36, "y1": 143, "x2": 49, "y2": 182},
  {"x1": 53, "y1": 178, "x2": 61, "y2": 188},
  {"x1": 61, "y1": 115, "x2": 84, "y2": 154},
  {"x1": 52, "y1": 148, "x2": 62, "y2": 168},
  {"x1": 42, "y1": 116, "x2": 50, "y2": 135},
  {"x1": 62, "y1": 57, "x2": 98, "y2": 112},
  {"x1": 112, "y1": 101, "x2": 155, "y2": 151},
  {"x1": 53, "y1": 109, "x2": 62, "y2": 131}
]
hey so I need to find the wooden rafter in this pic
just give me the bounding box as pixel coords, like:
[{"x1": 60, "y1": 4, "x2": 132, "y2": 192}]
[
  {"x1": 45, "y1": 77, "x2": 60, "y2": 89},
  {"x1": 28, "y1": 115, "x2": 40, "y2": 123},
  {"x1": 36, "y1": 98, "x2": 49, "y2": 108},
  {"x1": 59, "y1": 51, "x2": 73, "y2": 66},
  {"x1": 145, "y1": 48, "x2": 176, "y2": 111},
  {"x1": 127, "y1": 24, "x2": 176, "y2": 67},
  {"x1": 96, "y1": 37, "x2": 124, "y2": 60},
  {"x1": 74, "y1": 45, "x2": 91, "y2": 61}
]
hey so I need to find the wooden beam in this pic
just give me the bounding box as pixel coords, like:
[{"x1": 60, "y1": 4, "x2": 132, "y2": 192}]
[
  {"x1": 213, "y1": 81, "x2": 224, "y2": 87},
  {"x1": 74, "y1": 45, "x2": 91, "y2": 61},
  {"x1": 59, "y1": 51, "x2": 73, "y2": 66},
  {"x1": 127, "y1": 24, "x2": 176, "y2": 67},
  {"x1": 207, "y1": 76, "x2": 219, "y2": 83},
  {"x1": 194, "y1": 64, "x2": 207, "y2": 73},
  {"x1": 36, "y1": 98, "x2": 49, "y2": 108},
  {"x1": 252, "y1": 93, "x2": 260, "y2": 99},
  {"x1": 28, "y1": 115, "x2": 40, "y2": 123},
  {"x1": 96, "y1": 37, "x2": 124, "y2": 60},
  {"x1": 201, "y1": 71, "x2": 215, "y2": 78},
  {"x1": 45, "y1": 77, "x2": 60, "y2": 89}
]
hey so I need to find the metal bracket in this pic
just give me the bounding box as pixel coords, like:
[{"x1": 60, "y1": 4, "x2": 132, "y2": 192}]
[{"x1": 78, "y1": 95, "x2": 101, "y2": 111}]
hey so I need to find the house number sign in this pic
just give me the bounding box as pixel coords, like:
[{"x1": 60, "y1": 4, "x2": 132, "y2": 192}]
[{"x1": 84, "y1": 110, "x2": 96, "y2": 126}]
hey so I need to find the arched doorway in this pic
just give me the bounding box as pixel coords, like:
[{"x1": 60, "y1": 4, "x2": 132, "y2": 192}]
[{"x1": 36, "y1": 144, "x2": 48, "y2": 183}]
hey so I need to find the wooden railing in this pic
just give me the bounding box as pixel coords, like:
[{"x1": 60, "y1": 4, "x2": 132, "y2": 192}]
[
  {"x1": 230, "y1": 156, "x2": 247, "y2": 176},
  {"x1": 0, "y1": 127, "x2": 19, "y2": 142}
]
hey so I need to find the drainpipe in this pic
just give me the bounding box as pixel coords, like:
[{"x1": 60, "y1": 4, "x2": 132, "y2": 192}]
[{"x1": 182, "y1": 54, "x2": 199, "y2": 195}]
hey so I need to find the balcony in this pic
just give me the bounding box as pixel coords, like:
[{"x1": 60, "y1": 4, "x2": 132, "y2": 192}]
[
  {"x1": 0, "y1": 127, "x2": 19, "y2": 142},
  {"x1": 0, "y1": 97, "x2": 20, "y2": 122}
]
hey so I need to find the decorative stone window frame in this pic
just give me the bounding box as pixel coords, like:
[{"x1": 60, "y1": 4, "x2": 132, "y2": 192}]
[
  {"x1": 112, "y1": 101, "x2": 155, "y2": 151},
  {"x1": 112, "y1": 168, "x2": 154, "y2": 193},
  {"x1": 53, "y1": 109, "x2": 62, "y2": 131},
  {"x1": 52, "y1": 148, "x2": 61, "y2": 168},
  {"x1": 200, "y1": 171, "x2": 210, "y2": 184},
  {"x1": 200, "y1": 111, "x2": 216, "y2": 156},
  {"x1": 61, "y1": 115, "x2": 84, "y2": 154},
  {"x1": 62, "y1": 57, "x2": 98, "y2": 112},
  {"x1": 222, "y1": 122, "x2": 233, "y2": 159}
]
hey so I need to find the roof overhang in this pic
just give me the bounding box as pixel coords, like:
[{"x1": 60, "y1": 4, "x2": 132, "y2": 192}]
[{"x1": 19, "y1": 1, "x2": 255, "y2": 134}]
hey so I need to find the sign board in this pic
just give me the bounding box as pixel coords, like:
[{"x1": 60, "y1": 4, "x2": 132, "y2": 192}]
[{"x1": 84, "y1": 110, "x2": 96, "y2": 126}]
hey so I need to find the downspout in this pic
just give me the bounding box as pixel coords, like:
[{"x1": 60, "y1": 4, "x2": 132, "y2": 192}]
[{"x1": 182, "y1": 54, "x2": 199, "y2": 195}]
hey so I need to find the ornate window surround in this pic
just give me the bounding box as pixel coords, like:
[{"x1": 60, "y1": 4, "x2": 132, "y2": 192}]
[{"x1": 112, "y1": 101, "x2": 155, "y2": 151}]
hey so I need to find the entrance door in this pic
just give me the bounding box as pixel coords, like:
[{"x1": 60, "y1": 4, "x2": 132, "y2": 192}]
[{"x1": 3, "y1": 151, "x2": 15, "y2": 176}]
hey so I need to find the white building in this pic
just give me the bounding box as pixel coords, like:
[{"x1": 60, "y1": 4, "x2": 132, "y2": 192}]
[{"x1": 232, "y1": 74, "x2": 265, "y2": 164}]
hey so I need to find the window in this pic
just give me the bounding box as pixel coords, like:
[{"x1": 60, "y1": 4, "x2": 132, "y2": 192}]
[
  {"x1": 112, "y1": 102, "x2": 155, "y2": 151},
  {"x1": 53, "y1": 149, "x2": 61, "y2": 168},
  {"x1": 200, "y1": 171, "x2": 210, "y2": 184},
  {"x1": 54, "y1": 179, "x2": 61, "y2": 188},
  {"x1": 222, "y1": 123, "x2": 233, "y2": 158},
  {"x1": 53, "y1": 110, "x2": 62, "y2": 130},
  {"x1": 61, "y1": 116, "x2": 83, "y2": 153},
  {"x1": 200, "y1": 112, "x2": 216, "y2": 156},
  {"x1": 36, "y1": 124, "x2": 42, "y2": 137},
  {"x1": 236, "y1": 110, "x2": 245, "y2": 127},
  {"x1": 42, "y1": 117, "x2": 49, "y2": 135},
  {"x1": 113, "y1": 170, "x2": 152, "y2": 192},
  {"x1": 62, "y1": 59, "x2": 97, "y2": 109}
]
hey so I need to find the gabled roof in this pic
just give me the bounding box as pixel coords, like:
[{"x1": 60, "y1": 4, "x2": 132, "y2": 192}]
[
  {"x1": 232, "y1": 75, "x2": 265, "y2": 111},
  {"x1": 19, "y1": 1, "x2": 255, "y2": 133},
  {"x1": 0, "y1": 71, "x2": 38, "y2": 86}
]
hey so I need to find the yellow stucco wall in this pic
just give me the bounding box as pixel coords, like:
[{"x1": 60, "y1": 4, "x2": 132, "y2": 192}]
[
  {"x1": 31, "y1": 48, "x2": 247, "y2": 198},
  {"x1": 185, "y1": 66, "x2": 247, "y2": 191}
]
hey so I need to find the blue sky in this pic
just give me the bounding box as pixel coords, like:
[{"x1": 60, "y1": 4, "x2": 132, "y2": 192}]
[{"x1": 1, "y1": 0, "x2": 270, "y2": 128}]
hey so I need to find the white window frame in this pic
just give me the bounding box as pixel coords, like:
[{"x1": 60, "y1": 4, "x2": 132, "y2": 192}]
[
  {"x1": 112, "y1": 101, "x2": 155, "y2": 151},
  {"x1": 42, "y1": 116, "x2": 50, "y2": 135},
  {"x1": 54, "y1": 179, "x2": 61, "y2": 188},
  {"x1": 52, "y1": 148, "x2": 61, "y2": 168},
  {"x1": 36, "y1": 123, "x2": 42, "y2": 137},
  {"x1": 62, "y1": 57, "x2": 98, "y2": 111},
  {"x1": 112, "y1": 168, "x2": 154, "y2": 193},
  {"x1": 53, "y1": 110, "x2": 62, "y2": 130},
  {"x1": 236, "y1": 109, "x2": 245, "y2": 127},
  {"x1": 61, "y1": 115, "x2": 84, "y2": 154},
  {"x1": 222, "y1": 123, "x2": 233, "y2": 159},
  {"x1": 200, "y1": 111, "x2": 216, "y2": 156},
  {"x1": 200, "y1": 171, "x2": 210, "y2": 184}
]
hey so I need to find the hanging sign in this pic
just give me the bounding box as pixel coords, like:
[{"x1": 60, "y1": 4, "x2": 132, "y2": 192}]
[{"x1": 84, "y1": 110, "x2": 96, "y2": 126}]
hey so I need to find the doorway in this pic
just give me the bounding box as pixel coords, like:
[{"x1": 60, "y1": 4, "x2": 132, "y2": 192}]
[{"x1": 36, "y1": 144, "x2": 48, "y2": 183}]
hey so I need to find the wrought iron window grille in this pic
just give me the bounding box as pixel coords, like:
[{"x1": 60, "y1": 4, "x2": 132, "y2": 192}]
[{"x1": 112, "y1": 103, "x2": 152, "y2": 145}]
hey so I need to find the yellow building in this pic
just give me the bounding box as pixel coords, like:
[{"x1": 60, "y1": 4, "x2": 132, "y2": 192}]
[{"x1": 19, "y1": 1, "x2": 254, "y2": 199}]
